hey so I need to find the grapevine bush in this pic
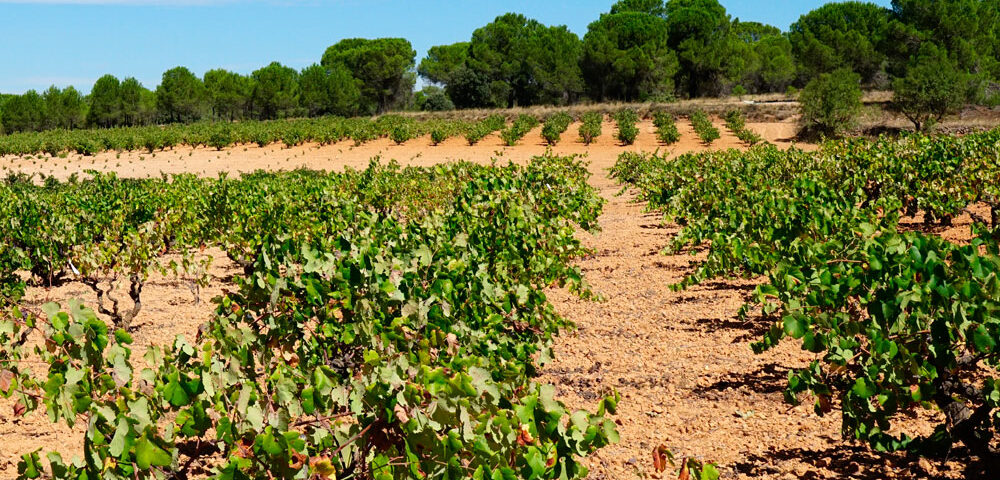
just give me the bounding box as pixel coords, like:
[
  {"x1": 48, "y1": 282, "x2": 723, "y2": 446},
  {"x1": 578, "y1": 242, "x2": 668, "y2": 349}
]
[
  {"x1": 613, "y1": 109, "x2": 639, "y2": 146},
  {"x1": 500, "y1": 115, "x2": 540, "y2": 146},
  {"x1": 541, "y1": 113, "x2": 573, "y2": 146},
  {"x1": 689, "y1": 111, "x2": 720, "y2": 145},
  {"x1": 723, "y1": 110, "x2": 762, "y2": 146},
  {"x1": 652, "y1": 111, "x2": 680, "y2": 145},
  {"x1": 578, "y1": 112, "x2": 603, "y2": 145}
]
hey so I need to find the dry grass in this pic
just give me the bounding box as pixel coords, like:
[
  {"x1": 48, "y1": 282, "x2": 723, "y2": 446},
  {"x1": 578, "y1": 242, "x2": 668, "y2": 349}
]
[{"x1": 399, "y1": 93, "x2": 802, "y2": 123}]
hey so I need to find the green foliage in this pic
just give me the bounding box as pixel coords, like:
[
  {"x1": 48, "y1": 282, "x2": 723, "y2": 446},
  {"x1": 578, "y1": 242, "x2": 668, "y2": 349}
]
[
  {"x1": 789, "y1": 2, "x2": 891, "y2": 83},
  {"x1": 723, "y1": 109, "x2": 762, "y2": 145},
  {"x1": 581, "y1": 10, "x2": 678, "y2": 102},
  {"x1": 0, "y1": 116, "x2": 469, "y2": 156},
  {"x1": 799, "y1": 68, "x2": 863, "y2": 137},
  {"x1": 417, "y1": 42, "x2": 470, "y2": 85},
  {"x1": 251, "y1": 62, "x2": 300, "y2": 120},
  {"x1": 413, "y1": 86, "x2": 455, "y2": 112},
  {"x1": 156, "y1": 66, "x2": 206, "y2": 123},
  {"x1": 42, "y1": 86, "x2": 87, "y2": 131},
  {"x1": 892, "y1": 44, "x2": 973, "y2": 131},
  {"x1": 208, "y1": 125, "x2": 233, "y2": 150},
  {"x1": 0, "y1": 90, "x2": 44, "y2": 133},
  {"x1": 464, "y1": 14, "x2": 585, "y2": 108},
  {"x1": 204, "y1": 68, "x2": 251, "y2": 121},
  {"x1": 500, "y1": 114, "x2": 540, "y2": 146},
  {"x1": 322, "y1": 38, "x2": 416, "y2": 114},
  {"x1": 612, "y1": 128, "x2": 1000, "y2": 458},
  {"x1": 578, "y1": 112, "x2": 603, "y2": 145},
  {"x1": 464, "y1": 115, "x2": 504, "y2": 145},
  {"x1": 652, "y1": 111, "x2": 680, "y2": 145},
  {"x1": 890, "y1": 0, "x2": 1000, "y2": 80},
  {"x1": 613, "y1": 109, "x2": 639, "y2": 145},
  {"x1": 88, "y1": 74, "x2": 124, "y2": 128},
  {"x1": 0, "y1": 156, "x2": 618, "y2": 480},
  {"x1": 541, "y1": 112, "x2": 573, "y2": 145},
  {"x1": 389, "y1": 120, "x2": 417, "y2": 145},
  {"x1": 663, "y1": 0, "x2": 738, "y2": 98},
  {"x1": 689, "y1": 110, "x2": 720, "y2": 144}
]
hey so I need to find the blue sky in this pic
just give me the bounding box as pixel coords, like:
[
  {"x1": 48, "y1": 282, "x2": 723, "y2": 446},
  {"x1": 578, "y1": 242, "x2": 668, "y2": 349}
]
[{"x1": 0, "y1": 0, "x2": 892, "y2": 94}]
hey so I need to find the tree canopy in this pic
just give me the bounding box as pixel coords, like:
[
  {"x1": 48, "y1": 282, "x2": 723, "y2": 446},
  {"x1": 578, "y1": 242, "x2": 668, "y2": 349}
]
[
  {"x1": 581, "y1": 11, "x2": 677, "y2": 101},
  {"x1": 322, "y1": 38, "x2": 415, "y2": 114},
  {"x1": 156, "y1": 67, "x2": 206, "y2": 123},
  {"x1": 789, "y1": 2, "x2": 891, "y2": 84}
]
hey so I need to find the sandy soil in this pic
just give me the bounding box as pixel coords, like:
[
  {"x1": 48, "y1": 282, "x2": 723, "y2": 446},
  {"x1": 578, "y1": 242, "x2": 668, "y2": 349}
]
[
  {"x1": 0, "y1": 118, "x2": 986, "y2": 479},
  {"x1": 0, "y1": 119, "x2": 807, "y2": 181}
]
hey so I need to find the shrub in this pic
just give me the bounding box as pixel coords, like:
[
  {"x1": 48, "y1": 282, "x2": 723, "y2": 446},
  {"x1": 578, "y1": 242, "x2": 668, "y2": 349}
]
[
  {"x1": 891, "y1": 44, "x2": 972, "y2": 132},
  {"x1": 501, "y1": 114, "x2": 539, "y2": 146},
  {"x1": 73, "y1": 138, "x2": 100, "y2": 156},
  {"x1": 579, "y1": 112, "x2": 603, "y2": 145},
  {"x1": 281, "y1": 129, "x2": 304, "y2": 148},
  {"x1": 614, "y1": 109, "x2": 639, "y2": 145},
  {"x1": 652, "y1": 111, "x2": 680, "y2": 145},
  {"x1": 430, "y1": 128, "x2": 448, "y2": 145},
  {"x1": 208, "y1": 128, "x2": 233, "y2": 151},
  {"x1": 390, "y1": 124, "x2": 415, "y2": 145},
  {"x1": 465, "y1": 115, "x2": 506, "y2": 145},
  {"x1": 800, "y1": 68, "x2": 863, "y2": 137},
  {"x1": 541, "y1": 112, "x2": 573, "y2": 146},
  {"x1": 252, "y1": 130, "x2": 275, "y2": 148},
  {"x1": 690, "y1": 110, "x2": 720, "y2": 145}
]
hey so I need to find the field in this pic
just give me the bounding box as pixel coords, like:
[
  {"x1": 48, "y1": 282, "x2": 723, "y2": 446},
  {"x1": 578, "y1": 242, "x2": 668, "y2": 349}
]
[{"x1": 1, "y1": 112, "x2": 998, "y2": 480}]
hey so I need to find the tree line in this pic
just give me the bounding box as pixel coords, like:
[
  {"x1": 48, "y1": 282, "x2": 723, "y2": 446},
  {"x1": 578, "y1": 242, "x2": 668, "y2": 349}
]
[
  {"x1": 1, "y1": 0, "x2": 998, "y2": 135},
  {"x1": 0, "y1": 38, "x2": 416, "y2": 134}
]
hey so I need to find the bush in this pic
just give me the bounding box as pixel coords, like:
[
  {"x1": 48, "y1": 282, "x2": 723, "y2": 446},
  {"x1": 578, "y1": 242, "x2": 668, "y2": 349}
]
[
  {"x1": 281, "y1": 128, "x2": 304, "y2": 148},
  {"x1": 723, "y1": 109, "x2": 762, "y2": 145},
  {"x1": 73, "y1": 138, "x2": 100, "y2": 156},
  {"x1": 417, "y1": 87, "x2": 455, "y2": 112},
  {"x1": 690, "y1": 110, "x2": 720, "y2": 145},
  {"x1": 252, "y1": 129, "x2": 275, "y2": 148},
  {"x1": 579, "y1": 112, "x2": 603, "y2": 145},
  {"x1": 390, "y1": 124, "x2": 415, "y2": 145},
  {"x1": 500, "y1": 114, "x2": 539, "y2": 146},
  {"x1": 800, "y1": 68, "x2": 863, "y2": 137},
  {"x1": 208, "y1": 128, "x2": 233, "y2": 151},
  {"x1": 614, "y1": 109, "x2": 639, "y2": 145},
  {"x1": 652, "y1": 111, "x2": 680, "y2": 145},
  {"x1": 891, "y1": 44, "x2": 972, "y2": 132},
  {"x1": 430, "y1": 128, "x2": 448, "y2": 146},
  {"x1": 541, "y1": 112, "x2": 573, "y2": 145}
]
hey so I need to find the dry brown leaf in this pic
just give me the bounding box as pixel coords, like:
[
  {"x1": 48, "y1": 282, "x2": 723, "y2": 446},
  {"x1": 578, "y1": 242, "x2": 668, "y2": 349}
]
[
  {"x1": 0, "y1": 369, "x2": 13, "y2": 392},
  {"x1": 652, "y1": 444, "x2": 670, "y2": 473},
  {"x1": 393, "y1": 404, "x2": 410, "y2": 424}
]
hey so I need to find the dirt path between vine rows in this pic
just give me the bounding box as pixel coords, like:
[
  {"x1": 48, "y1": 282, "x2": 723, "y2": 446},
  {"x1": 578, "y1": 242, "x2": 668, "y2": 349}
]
[{"x1": 539, "y1": 159, "x2": 979, "y2": 479}]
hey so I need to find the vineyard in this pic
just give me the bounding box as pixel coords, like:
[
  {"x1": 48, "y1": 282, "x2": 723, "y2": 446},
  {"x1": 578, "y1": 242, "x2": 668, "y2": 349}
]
[{"x1": 2, "y1": 113, "x2": 1000, "y2": 480}]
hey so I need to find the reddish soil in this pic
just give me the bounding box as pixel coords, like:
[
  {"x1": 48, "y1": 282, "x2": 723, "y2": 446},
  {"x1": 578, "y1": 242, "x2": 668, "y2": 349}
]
[{"x1": 0, "y1": 119, "x2": 982, "y2": 479}]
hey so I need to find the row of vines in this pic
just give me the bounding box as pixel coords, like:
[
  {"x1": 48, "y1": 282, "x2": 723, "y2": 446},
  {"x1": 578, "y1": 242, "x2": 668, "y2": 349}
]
[
  {"x1": 612, "y1": 128, "x2": 1000, "y2": 458},
  {"x1": 0, "y1": 111, "x2": 749, "y2": 158},
  {"x1": 0, "y1": 155, "x2": 622, "y2": 479}
]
